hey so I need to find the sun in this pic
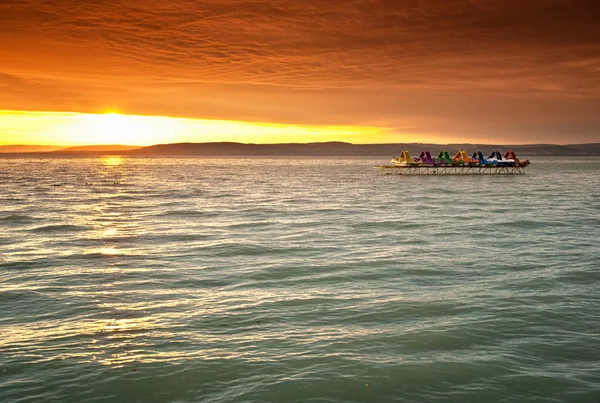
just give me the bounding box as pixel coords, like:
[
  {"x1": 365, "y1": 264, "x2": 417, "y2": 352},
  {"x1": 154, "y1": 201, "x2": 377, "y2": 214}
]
[
  {"x1": 78, "y1": 113, "x2": 155, "y2": 145},
  {"x1": 94, "y1": 113, "x2": 135, "y2": 142},
  {"x1": 58, "y1": 112, "x2": 185, "y2": 146}
]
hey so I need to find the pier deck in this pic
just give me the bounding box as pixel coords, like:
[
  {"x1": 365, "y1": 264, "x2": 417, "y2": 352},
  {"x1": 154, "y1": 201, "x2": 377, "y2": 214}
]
[{"x1": 373, "y1": 164, "x2": 526, "y2": 175}]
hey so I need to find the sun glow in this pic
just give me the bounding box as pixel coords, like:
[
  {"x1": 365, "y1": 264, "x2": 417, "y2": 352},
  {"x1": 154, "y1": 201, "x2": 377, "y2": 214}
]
[
  {"x1": 80, "y1": 113, "x2": 155, "y2": 145},
  {"x1": 58, "y1": 112, "x2": 189, "y2": 146},
  {"x1": 101, "y1": 156, "x2": 124, "y2": 166},
  {"x1": 99, "y1": 247, "x2": 120, "y2": 256},
  {"x1": 0, "y1": 110, "x2": 424, "y2": 146}
]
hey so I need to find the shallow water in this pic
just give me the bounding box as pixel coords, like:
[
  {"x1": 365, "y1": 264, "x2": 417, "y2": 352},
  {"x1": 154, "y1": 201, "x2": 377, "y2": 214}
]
[{"x1": 1, "y1": 156, "x2": 599, "y2": 402}]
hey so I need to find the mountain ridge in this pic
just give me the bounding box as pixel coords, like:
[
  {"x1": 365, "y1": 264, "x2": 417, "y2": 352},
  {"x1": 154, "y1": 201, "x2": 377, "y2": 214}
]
[
  {"x1": 127, "y1": 142, "x2": 600, "y2": 156},
  {"x1": 1, "y1": 142, "x2": 599, "y2": 156}
]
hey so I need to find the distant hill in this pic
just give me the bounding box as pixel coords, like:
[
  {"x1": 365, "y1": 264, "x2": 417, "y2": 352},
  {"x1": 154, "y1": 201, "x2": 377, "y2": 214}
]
[
  {"x1": 128, "y1": 142, "x2": 600, "y2": 157},
  {"x1": 0, "y1": 145, "x2": 66, "y2": 153},
  {"x1": 1, "y1": 142, "x2": 599, "y2": 156}
]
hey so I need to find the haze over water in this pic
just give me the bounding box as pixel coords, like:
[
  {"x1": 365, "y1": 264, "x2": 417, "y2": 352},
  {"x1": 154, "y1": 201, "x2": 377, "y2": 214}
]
[{"x1": 1, "y1": 156, "x2": 599, "y2": 402}]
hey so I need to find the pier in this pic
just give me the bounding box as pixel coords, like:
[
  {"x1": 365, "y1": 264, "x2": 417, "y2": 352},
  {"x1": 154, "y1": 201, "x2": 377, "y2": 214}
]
[{"x1": 373, "y1": 164, "x2": 527, "y2": 175}]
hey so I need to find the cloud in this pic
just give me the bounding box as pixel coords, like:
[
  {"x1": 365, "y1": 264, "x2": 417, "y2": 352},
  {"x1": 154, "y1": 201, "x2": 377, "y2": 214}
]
[
  {"x1": 0, "y1": 0, "x2": 599, "y2": 142},
  {"x1": 2, "y1": 0, "x2": 599, "y2": 92}
]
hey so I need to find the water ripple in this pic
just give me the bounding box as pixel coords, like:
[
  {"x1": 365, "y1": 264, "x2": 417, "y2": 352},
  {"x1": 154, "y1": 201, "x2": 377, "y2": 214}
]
[{"x1": 0, "y1": 156, "x2": 599, "y2": 403}]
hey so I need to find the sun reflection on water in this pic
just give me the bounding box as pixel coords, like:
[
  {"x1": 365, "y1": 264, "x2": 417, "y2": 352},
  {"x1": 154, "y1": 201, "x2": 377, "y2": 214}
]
[
  {"x1": 101, "y1": 156, "x2": 123, "y2": 166},
  {"x1": 100, "y1": 247, "x2": 120, "y2": 255},
  {"x1": 103, "y1": 227, "x2": 118, "y2": 237}
]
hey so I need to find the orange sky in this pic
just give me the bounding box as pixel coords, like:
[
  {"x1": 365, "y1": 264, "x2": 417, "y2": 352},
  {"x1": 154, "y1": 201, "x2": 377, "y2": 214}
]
[{"x1": 1, "y1": 1, "x2": 599, "y2": 145}]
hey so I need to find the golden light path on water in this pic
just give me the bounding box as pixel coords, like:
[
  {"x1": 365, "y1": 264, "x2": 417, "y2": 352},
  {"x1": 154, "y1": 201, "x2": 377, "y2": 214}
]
[{"x1": 0, "y1": 155, "x2": 374, "y2": 368}]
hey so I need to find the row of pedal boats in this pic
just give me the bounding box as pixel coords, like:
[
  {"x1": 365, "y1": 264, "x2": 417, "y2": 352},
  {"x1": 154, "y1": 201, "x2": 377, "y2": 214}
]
[{"x1": 391, "y1": 150, "x2": 531, "y2": 167}]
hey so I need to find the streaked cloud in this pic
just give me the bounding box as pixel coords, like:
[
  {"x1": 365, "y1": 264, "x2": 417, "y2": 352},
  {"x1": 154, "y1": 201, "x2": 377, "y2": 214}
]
[{"x1": 1, "y1": 1, "x2": 599, "y2": 143}]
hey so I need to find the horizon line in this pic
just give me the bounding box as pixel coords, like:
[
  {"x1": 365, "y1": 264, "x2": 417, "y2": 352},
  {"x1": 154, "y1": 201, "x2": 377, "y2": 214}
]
[{"x1": 2, "y1": 140, "x2": 599, "y2": 148}]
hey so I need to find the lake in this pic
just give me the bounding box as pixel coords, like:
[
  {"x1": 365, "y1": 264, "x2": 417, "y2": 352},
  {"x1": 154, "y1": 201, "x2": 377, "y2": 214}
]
[{"x1": 1, "y1": 156, "x2": 599, "y2": 402}]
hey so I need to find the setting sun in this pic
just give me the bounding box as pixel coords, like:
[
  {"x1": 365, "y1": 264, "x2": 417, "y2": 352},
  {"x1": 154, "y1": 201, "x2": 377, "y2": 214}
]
[
  {"x1": 77, "y1": 113, "x2": 158, "y2": 145},
  {"x1": 60, "y1": 112, "x2": 188, "y2": 146}
]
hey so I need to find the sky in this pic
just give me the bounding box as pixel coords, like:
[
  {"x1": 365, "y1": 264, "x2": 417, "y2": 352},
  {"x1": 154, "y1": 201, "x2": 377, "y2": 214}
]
[{"x1": 1, "y1": 0, "x2": 599, "y2": 145}]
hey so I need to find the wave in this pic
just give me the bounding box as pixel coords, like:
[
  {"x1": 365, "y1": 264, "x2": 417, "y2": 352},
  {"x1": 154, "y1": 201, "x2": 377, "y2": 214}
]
[
  {"x1": 156, "y1": 209, "x2": 210, "y2": 217},
  {"x1": 190, "y1": 242, "x2": 314, "y2": 258},
  {"x1": 29, "y1": 224, "x2": 89, "y2": 233},
  {"x1": 352, "y1": 220, "x2": 421, "y2": 230},
  {"x1": 0, "y1": 214, "x2": 35, "y2": 222},
  {"x1": 497, "y1": 219, "x2": 550, "y2": 230},
  {"x1": 59, "y1": 251, "x2": 136, "y2": 260}
]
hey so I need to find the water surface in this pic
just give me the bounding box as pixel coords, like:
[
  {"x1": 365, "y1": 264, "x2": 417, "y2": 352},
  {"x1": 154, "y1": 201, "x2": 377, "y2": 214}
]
[{"x1": 1, "y1": 156, "x2": 599, "y2": 402}]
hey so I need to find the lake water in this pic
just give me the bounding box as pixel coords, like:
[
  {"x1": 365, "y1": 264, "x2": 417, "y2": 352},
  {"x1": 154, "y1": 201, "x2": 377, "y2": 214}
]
[{"x1": 1, "y1": 156, "x2": 599, "y2": 402}]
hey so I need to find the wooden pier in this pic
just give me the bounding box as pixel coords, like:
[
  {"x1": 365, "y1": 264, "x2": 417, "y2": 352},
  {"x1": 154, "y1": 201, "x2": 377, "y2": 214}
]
[{"x1": 373, "y1": 164, "x2": 527, "y2": 175}]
